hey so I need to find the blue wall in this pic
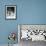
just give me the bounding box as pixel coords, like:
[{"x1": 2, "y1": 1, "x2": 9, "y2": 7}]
[{"x1": 0, "y1": 0, "x2": 46, "y2": 44}]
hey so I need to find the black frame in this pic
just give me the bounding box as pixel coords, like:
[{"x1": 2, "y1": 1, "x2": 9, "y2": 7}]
[{"x1": 5, "y1": 5, "x2": 17, "y2": 20}]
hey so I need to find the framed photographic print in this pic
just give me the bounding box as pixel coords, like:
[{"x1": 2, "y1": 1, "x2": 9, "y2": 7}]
[
  {"x1": 5, "y1": 5, "x2": 16, "y2": 20},
  {"x1": 18, "y1": 24, "x2": 46, "y2": 42}
]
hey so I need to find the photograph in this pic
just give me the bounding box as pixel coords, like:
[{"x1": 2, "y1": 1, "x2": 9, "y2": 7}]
[
  {"x1": 18, "y1": 24, "x2": 46, "y2": 41},
  {"x1": 18, "y1": 24, "x2": 46, "y2": 46},
  {"x1": 5, "y1": 5, "x2": 16, "y2": 20}
]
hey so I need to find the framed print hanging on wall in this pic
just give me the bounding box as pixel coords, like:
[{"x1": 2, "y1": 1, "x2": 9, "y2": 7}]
[{"x1": 5, "y1": 5, "x2": 16, "y2": 20}]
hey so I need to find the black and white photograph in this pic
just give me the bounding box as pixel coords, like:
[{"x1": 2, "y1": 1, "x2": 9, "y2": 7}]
[
  {"x1": 5, "y1": 5, "x2": 16, "y2": 20},
  {"x1": 18, "y1": 24, "x2": 46, "y2": 46}
]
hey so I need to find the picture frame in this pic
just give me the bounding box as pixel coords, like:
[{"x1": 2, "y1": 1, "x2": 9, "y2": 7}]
[
  {"x1": 18, "y1": 24, "x2": 46, "y2": 42},
  {"x1": 5, "y1": 5, "x2": 16, "y2": 20}
]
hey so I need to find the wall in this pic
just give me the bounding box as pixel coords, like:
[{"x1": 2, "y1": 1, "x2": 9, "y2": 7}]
[{"x1": 0, "y1": 0, "x2": 46, "y2": 44}]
